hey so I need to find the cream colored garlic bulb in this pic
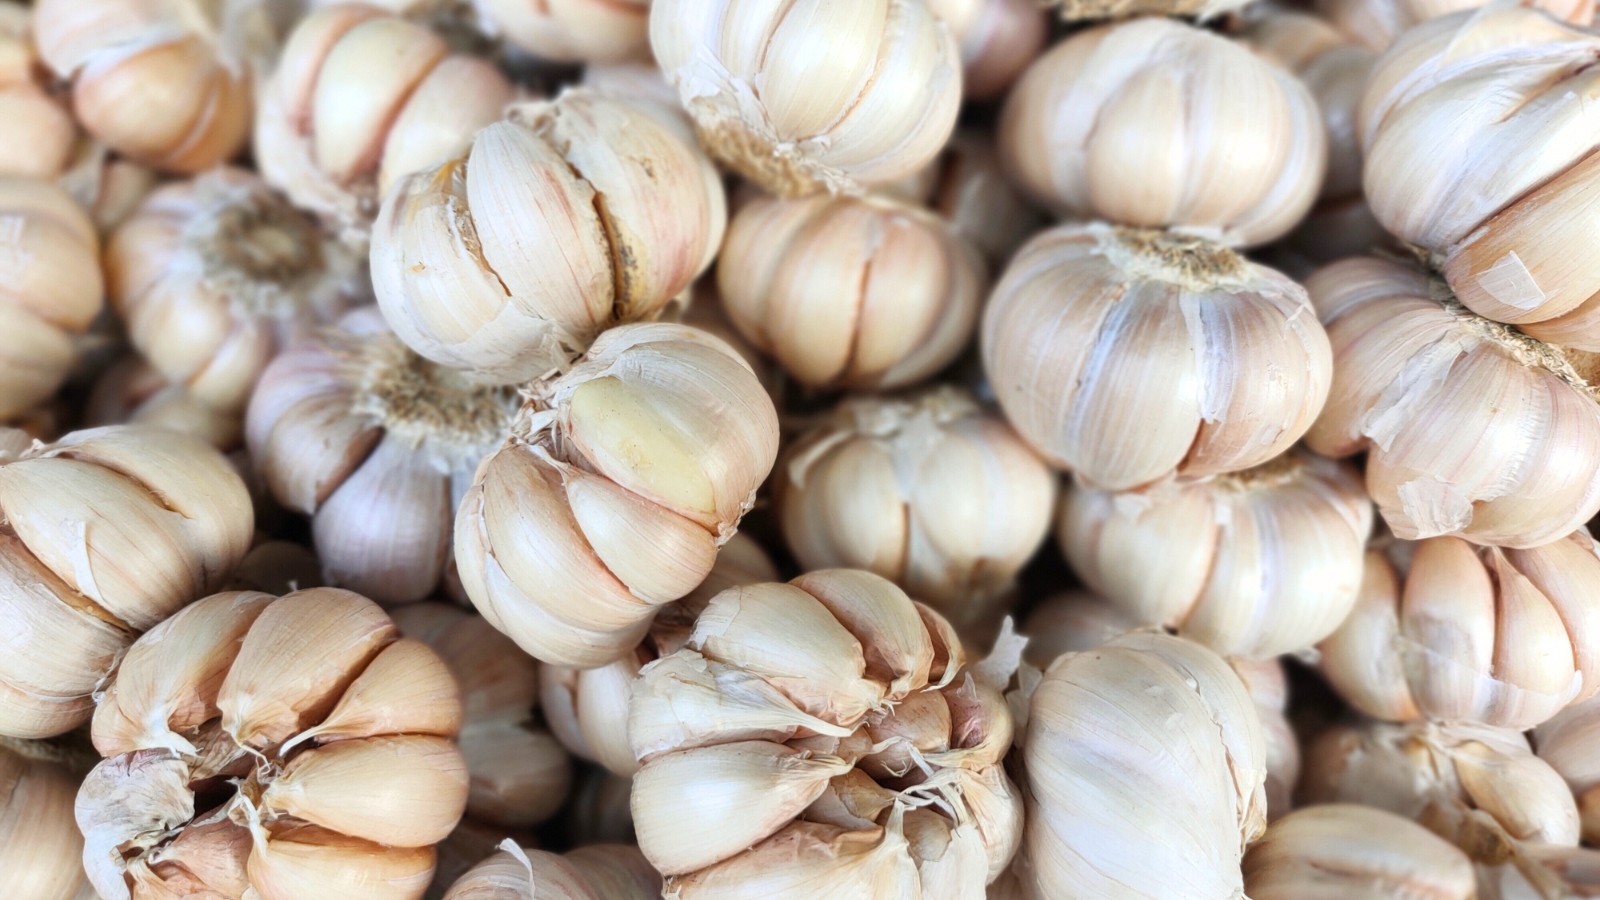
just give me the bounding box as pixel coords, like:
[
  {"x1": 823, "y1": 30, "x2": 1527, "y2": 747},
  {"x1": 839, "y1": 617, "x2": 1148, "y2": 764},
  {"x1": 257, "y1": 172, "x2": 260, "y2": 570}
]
[
  {"x1": 1060, "y1": 449, "x2": 1371, "y2": 659},
  {"x1": 0, "y1": 176, "x2": 104, "y2": 421},
  {"x1": 256, "y1": 3, "x2": 513, "y2": 237},
  {"x1": 1319, "y1": 0, "x2": 1594, "y2": 53},
  {"x1": 630, "y1": 569, "x2": 1022, "y2": 898},
  {"x1": 925, "y1": 0, "x2": 1047, "y2": 99},
  {"x1": 78, "y1": 587, "x2": 469, "y2": 900},
  {"x1": 878, "y1": 131, "x2": 1045, "y2": 267},
  {"x1": 87, "y1": 355, "x2": 245, "y2": 450},
  {"x1": 479, "y1": 0, "x2": 651, "y2": 62},
  {"x1": 391, "y1": 603, "x2": 573, "y2": 829},
  {"x1": 456, "y1": 323, "x2": 779, "y2": 667},
  {"x1": 1305, "y1": 256, "x2": 1600, "y2": 548},
  {"x1": 998, "y1": 19, "x2": 1325, "y2": 247},
  {"x1": 1359, "y1": 6, "x2": 1600, "y2": 347},
  {"x1": 1243, "y1": 804, "x2": 1475, "y2": 900},
  {"x1": 373, "y1": 90, "x2": 727, "y2": 383},
  {"x1": 1023, "y1": 631, "x2": 1267, "y2": 900},
  {"x1": 443, "y1": 842, "x2": 661, "y2": 900},
  {"x1": 0, "y1": 740, "x2": 96, "y2": 900},
  {"x1": 1320, "y1": 533, "x2": 1600, "y2": 729},
  {"x1": 1302, "y1": 719, "x2": 1581, "y2": 852},
  {"x1": 650, "y1": 0, "x2": 963, "y2": 197},
  {"x1": 1536, "y1": 694, "x2": 1600, "y2": 846},
  {"x1": 0, "y1": 424, "x2": 252, "y2": 739},
  {"x1": 719, "y1": 193, "x2": 985, "y2": 390},
  {"x1": 780, "y1": 387, "x2": 1056, "y2": 629},
  {"x1": 106, "y1": 168, "x2": 365, "y2": 415},
  {"x1": 33, "y1": 0, "x2": 263, "y2": 173},
  {"x1": 983, "y1": 223, "x2": 1333, "y2": 491},
  {"x1": 247, "y1": 308, "x2": 514, "y2": 604},
  {"x1": 0, "y1": 3, "x2": 76, "y2": 179}
]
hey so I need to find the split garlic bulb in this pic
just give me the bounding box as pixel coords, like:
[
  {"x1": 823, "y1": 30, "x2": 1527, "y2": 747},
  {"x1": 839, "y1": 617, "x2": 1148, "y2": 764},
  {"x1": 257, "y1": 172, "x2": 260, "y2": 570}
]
[
  {"x1": 373, "y1": 90, "x2": 727, "y2": 383},
  {"x1": 1535, "y1": 695, "x2": 1600, "y2": 846},
  {"x1": 998, "y1": 19, "x2": 1326, "y2": 247},
  {"x1": 442, "y1": 842, "x2": 662, "y2": 900},
  {"x1": 982, "y1": 223, "x2": 1333, "y2": 490},
  {"x1": 0, "y1": 177, "x2": 104, "y2": 421},
  {"x1": 0, "y1": 740, "x2": 95, "y2": 900},
  {"x1": 0, "y1": 425, "x2": 252, "y2": 739},
  {"x1": 1302, "y1": 719, "x2": 1581, "y2": 850},
  {"x1": 880, "y1": 131, "x2": 1044, "y2": 266},
  {"x1": 78, "y1": 588, "x2": 469, "y2": 900},
  {"x1": 1305, "y1": 256, "x2": 1600, "y2": 548},
  {"x1": 1243, "y1": 805, "x2": 1475, "y2": 900},
  {"x1": 719, "y1": 193, "x2": 986, "y2": 390},
  {"x1": 1359, "y1": 6, "x2": 1600, "y2": 347},
  {"x1": 630, "y1": 569, "x2": 1022, "y2": 899},
  {"x1": 1060, "y1": 449, "x2": 1372, "y2": 659},
  {"x1": 1318, "y1": 0, "x2": 1594, "y2": 53},
  {"x1": 257, "y1": 3, "x2": 513, "y2": 237},
  {"x1": 32, "y1": 0, "x2": 262, "y2": 173},
  {"x1": 391, "y1": 603, "x2": 572, "y2": 829},
  {"x1": 87, "y1": 356, "x2": 244, "y2": 450},
  {"x1": 649, "y1": 0, "x2": 963, "y2": 196},
  {"x1": 247, "y1": 308, "x2": 515, "y2": 604},
  {"x1": 456, "y1": 323, "x2": 779, "y2": 667},
  {"x1": 779, "y1": 387, "x2": 1056, "y2": 629},
  {"x1": 1023, "y1": 631, "x2": 1267, "y2": 900},
  {"x1": 106, "y1": 168, "x2": 365, "y2": 415},
  {"x1": 478, "y1": 0, "x2": 651, "y2": 63},
  {"x1": 0, "y1": 3, "x2": 76, "y2": 179},
  {"x1": 925, "y1": 0, "x2": 1047, "y2": 99}
]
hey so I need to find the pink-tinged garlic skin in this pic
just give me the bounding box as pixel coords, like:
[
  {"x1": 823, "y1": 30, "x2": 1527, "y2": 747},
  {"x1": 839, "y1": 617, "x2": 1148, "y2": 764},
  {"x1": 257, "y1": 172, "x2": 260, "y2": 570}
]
[
  {"x1": 32, "y1": 0, "x2": 258, "y2": 174},
  {"x1": 1242, "y1": 805, "x2": 1475, "y2": 900},
  {"x1": 1304, "y1": 256, "x2": 1600, "y2": 548},
  {"x1": 998, "y1": 19, "x2": 1326, "y2": 248},
  {"x1": 1320, "y1": 532, "x2": 1600, "y2": 730},
  {"x1": 981, "y1": 223, "x2": 1332, "y2": 491},
  {"x1": 1358, "y1": 6, "x2": 1600, "y2": 348},
  {"x1": 925, "y1": 0, "x2": 1047, "y2": 100},
  {"x1": 0, "y1": 3, "x2": 77, "y2": 180},
  {"x1": 478, "y1": 0, "x2": 651, "y2": 63},
  {"x1": 1536, "y1": 694, "x2": 1600, "y2": 847},
  {"x1": 1318, "y1": 0, "x2": 1594, "y2": 54}
]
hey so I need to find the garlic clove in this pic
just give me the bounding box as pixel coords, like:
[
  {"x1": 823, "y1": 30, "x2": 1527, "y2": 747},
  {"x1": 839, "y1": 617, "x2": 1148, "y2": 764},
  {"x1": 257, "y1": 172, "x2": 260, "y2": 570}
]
[
  {"x1": 563, "y1": 844, "x2": 663, "y2": 900},
  {"x1": 1452, "y1": 738, "x2": 1582, "y2": 846},
  {"x1": 563, "y1": 463, "x2": 719, "y2": 606},
  {"x1": 915, "y1": 600, "x2": 966, "y2": 691},
  {"x1": 1318, "y1": 550, "x2": 1421, "y2": 721},
  {"x1": 1487, "y1": 549, "x2": 1581, "y2": 708},
  {"x1": 904, "y1": 807, "x2": 988, "y2": 900},
  {"x1": 1400, "y1": 537, "x2": 1499, "y2": 721},
  {"x1": 805, "y1": 768, "x2": 900, "y2": 830},
  {"x1": 539, "y1": 663, "x2": 594, "y2": 764},
  {"x1": 1535, "y1": 695, "x2": 1600, "y2": 845},
  {"x1": 664, "y1": 815, "x2": 920, "y2": 900},
  {"x1": 791, "y1": 570, "x2": 935, "y2": 700},
  {"x1": 310, "y1": 16, "x2": 447, "y2": 185},
  {"x1": 129, "y1": 817, "x2": 252, "y2": 900},
  {"x1": 782, "y1": 437, "x2": 909, "y2": 582},
  {"x1": 245, "y1": 822, "x2": 436, "y2": 900},
  {"x1": 457, "y1": 719, "x2": 573, "y2": 830},
  {"x1": 312, "y1": 435, "x2": 451, "y2": 604},
  {"x1": 573, "y1": 655, "x2": 645, "y2": 777},
  {"x1": 860, "y1": 689, "x2": 952, "y2": 780},
  {"x1": 376, "y1": 55, "x2": 514, "y2": 199},
  {"x1": 288, "y1": 637, "x2": 463, "y2": 747},
  {"x1": 274, "y1": 5, "x2": 386, "y2": 125},
  {"x1": 564, "y1": 376, "x2": 720, "y2": 525},
  {"x1": 956, "y1": 765, "x2": 1024, "y2": 882},
  {"x1": 1242, "y1": 804, "x2": 1475, "y2": 900}
]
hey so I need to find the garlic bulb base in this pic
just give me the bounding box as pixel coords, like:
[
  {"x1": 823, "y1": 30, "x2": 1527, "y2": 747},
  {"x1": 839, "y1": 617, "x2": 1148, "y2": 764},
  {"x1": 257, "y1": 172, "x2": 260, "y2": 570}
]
[{"x1": 697, "y1": 116, "x2": 855, "y2": 199}]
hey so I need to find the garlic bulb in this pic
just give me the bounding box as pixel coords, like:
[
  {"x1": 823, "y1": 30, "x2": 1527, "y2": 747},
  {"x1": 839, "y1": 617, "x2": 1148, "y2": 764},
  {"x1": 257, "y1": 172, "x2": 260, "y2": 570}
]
[
  {"x1": 247, "y1": 308, "x2": 515, "y2": 604},
  {"x1": 719, "y1": 193, "x2": 986, "y2": 390},
  {"x1": 1243, "y1": 804, "x2": 1475, "y2": 900},
  {"x1": 1023, "y1": 631, "x2": 1267, "y2": 900},
  {"x1": 0, "y1": 424, "x2": 253, "y2": 739},
  {"x1": 878, "y1": 131, "x2": 1044, "y2": 267},
  {"x1": 924, "y1": 0, "x2": 1047, "y2": 99},
  {"x1": 779, "y1": 387, "x2": 1056, "y2": 629},
  {"x1": 1305, "y1": 256, "x2": 1600, "y2": 548},
  {"x1": 0, "y1": 3, "x2": 76, "y2": 179},
  {"x1": 1318, "y1": 0, "x2": 1594, "y2": 53},
  {"x1": 478, "y1": 0, "x2": 651, "y2": 63},
  {"x1": 391, "y1": 603, "x2": 573, "y2": 829},
  {"x1": 1302, "y1": 719, "x2": 1581, "y2": 852},
  {"x1": 0, "y1": 176, "x2": 105, "y2": 421},
  {"x1": 998, "y1": 19, "x2": 1326, "y2": 247},
  {"x1": 0, "y1": 740, "x2": 95, "y2": 900},
  {"x1": 373, "y1": 90, "x2": 727, "y2": 383},
  {"x1": 78, "y1": 587, "x2": 469, "y2": 900},
  {"x1": 1018, "y1": 591, "x2": 1139, "y2": 668},
  {"x1": 630, "y1": 569, "x2": 1022, "y2": 898},
  {"x1": 442, "y1": 842, "x2": 662, "y2": 900},
  {"x1": 1060, "y1": 449, "x2": 1371, "y2": 659},
  {"x1": 649, "y1": 0, "x2": 963, "y2": 197},
  {"x1": 983, "y1": 223, "x2": 1333, "y2": 490},
  {"x1": 87, "y1": 356, "x2": 245, "y2": 450},
  {"x1": 256, "y1": 3, "x2": 514, "y2": 237},
  {"x1": 1359, "y1": 6, "x2": 1600, "y2": 347},
  {"x1": 106, "y1": 168, "x2": 366, "y2": 415},
  {"x1": 32, "y1": 0, "x2": 263, "y2": 173},
  {"x1": 456, "y1": 323, "x2": 779, "y2": 667},
  {"x1": 1535, "y1": 695, "x2": 1600, "y2": 846}
]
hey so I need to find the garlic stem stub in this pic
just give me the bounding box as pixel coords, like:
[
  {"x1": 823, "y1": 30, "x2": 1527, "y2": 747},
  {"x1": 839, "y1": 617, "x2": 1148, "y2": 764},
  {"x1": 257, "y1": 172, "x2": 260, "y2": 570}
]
[
  {"x1": 247, "y1": 307, "x2": 516, "y2": 605},
  {"x1": 0, "y1": 424, "x2": 253, "y2": 739},
  {"x1": 87, "y1": 355, "x2": 245, "y2": 451},
  {"x1": 0, "y1": 3, "x2": 77, "y2": 180},
  {"x1": 1242, "y1": 804, "x2": 1475, "y2": 900},
  {"x1": 998, "y1": 18, "x2": 1326, "y2": 247},
  {"x1": 441, "y1": 842, "x2": 662, "y2": 900},
  {"x1": 1305, "y1": 256, "x2": 1600, "y2": 548},
  {"x1": 981, "y1": 222, "x2": 1333, "y2": 491},
  {"x1": 455, "y1": 323, "x2": 779, "y2": 668},
  {"x1": 649, "y1": 0, "x2": 963, "y2": 197},
  {"x1": 1535, "y1": 694, "x2": 1600, "y2": 846},
  {"x1": 0, "y1": 740, "x2": 96, "y2": 900},
  {"x1": 78, "y1": 587, "x2": 469, "y2": 900},
  {"x1": 372, "y1": 89, "x2": 727, "y2": 383},
  {"x1": 924, "y1": 0, "x2": 1047, "y2": 100},
  {"x1": 1317, "y1": 0, "x2": 1594, "y2": 54},
  {"x1": 1359, "y1": 5, "x2": 1600, "y2": 347}
]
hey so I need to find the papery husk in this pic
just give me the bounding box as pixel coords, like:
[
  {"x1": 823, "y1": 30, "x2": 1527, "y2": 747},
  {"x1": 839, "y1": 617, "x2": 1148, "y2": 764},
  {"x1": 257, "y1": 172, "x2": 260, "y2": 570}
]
[
  {"x1": 1535, "y1": 693, "x2": 1600, "y2": 845},
  {"x1": 1243, "y1": 804, "x2": 1475, "y2": 900}
]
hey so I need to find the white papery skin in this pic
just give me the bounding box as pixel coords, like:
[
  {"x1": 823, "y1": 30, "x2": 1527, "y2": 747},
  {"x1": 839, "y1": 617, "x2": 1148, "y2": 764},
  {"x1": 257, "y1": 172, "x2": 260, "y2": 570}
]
[
  {"x1": 455, "y1": 323, "x2": 779, "y2": 668},
  {"x1": 982, "y1": 223, "x2": 1333, "y2": 491},
  {"x1": 1534, "y1": 694, "x2": 1600, "y2": 845},
  {"x1": 0, "y1": 741, "x2": 96, "y2": 900},
  {"x1": 997, "y1": 18, "x2": 1326, "y2": 248},
  {"x1": 1023, "y1": 631, "x2": 1268, "y2": 900},
  {"x1": 256, "y1": 3, "x2": 513, "y2": 238},
  {"x1": 1319, "y1": 0, "x2": 1594, "y2": 53},
  {"x1": 923, "y1": 0, "x2": 1046, "y2": 100},
  {"x1": 442, "y1": 842, "x2": 661, "y2": 900},
  {"x1": 0, "y1": 3, "x2": 77, "y2": 180},
  {"x1": 0, "y1": 177, "x2": 104, "y2": 420},
  {"x1": 1305, "y1": 256, "x2": 1600, "y2": 548},
  {"x1": 779, "y1": 387, "x2": 1056, "y2": 630},
  {"x1": 1060, "y1": 449, "x2": 1371, "y2": 659},
  {"x1": 649, "y1": 0, "x2": 962, "y2": 197},
  {"x1": 1243, "y1": 804, "x2": 1475, "y2": 900},
  {"x1": 0, "y1": 424, "x2": 252, "y2": 739},
  {"x1": 1358, "y1": 6, "x2": 1600, "y2": 348}
]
